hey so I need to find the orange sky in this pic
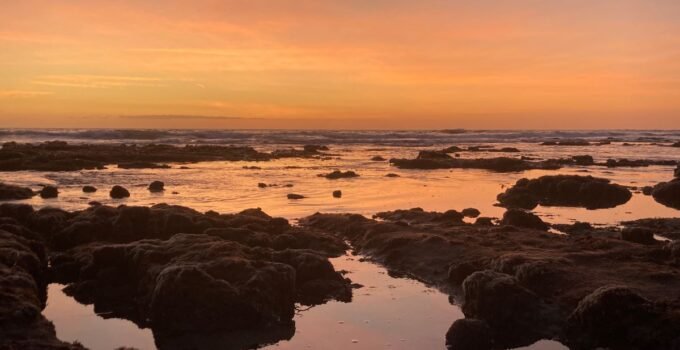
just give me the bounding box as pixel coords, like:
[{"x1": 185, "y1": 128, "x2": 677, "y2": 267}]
[{"x1": 1, "y1": 0, "x2": 679, "y2": 129}]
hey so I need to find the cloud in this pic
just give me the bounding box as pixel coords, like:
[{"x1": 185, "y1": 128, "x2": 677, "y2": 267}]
[
  {"x1": 0, "y1": 90, "x2": 54, "y2": 98},
  {"x1": 31, "y1": 75, "x2": 166, "y2": 89}
]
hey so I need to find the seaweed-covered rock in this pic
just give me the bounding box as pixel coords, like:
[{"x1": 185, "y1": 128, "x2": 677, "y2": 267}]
[
  {"x1": 652, "y1": 178, "x2": 680, "y2": 210},
  {"x1": 500, "y1": 209, "x2": 549, "y2": 231},
  {"x1": 566, "y1": 286, "x2": 678, "y2": 349},
  {"x1": 39, "y1": 185, "x2": 59, "y2": 199},
  {"x1": 110, "y1": 185, "x2": 130, "y2": 199},
  {"x1": 148, "y1": 181, "x2": 165, "y2": 192},
  {"x1": 497, "y1": 175, "x2": 632, "y2": 210},
  {"x1": 319, "y1": 170, "x2": 359, "y2": 179},
  {"x1": 621, "y1": 227, "x2": 656, "y2": 245},
  {"x1": 0, "y1": 183, "x2": 34, "y2": 200}
]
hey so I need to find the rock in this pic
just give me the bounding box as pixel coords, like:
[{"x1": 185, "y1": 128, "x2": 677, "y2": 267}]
[
  {"x1": 258, "y1": 183, "x2": 268, "y2": 188},
  {"x1": 39, "y1": 186, "x2": 59, "y2": 199},
  {"x1": 497, "y1": 175, "x2": 632, "y2": 210},
  {"x1": 501, "y1": 209, "x2": 549, "y2": 231},
  {"x1": 461, "y1": 208, "x2": 481, "y2": 218},
  {"x1": 0, "y1": 230, "x2": 84, "y2": 349},
  {"x1": 540, "y1": 140, "x2": 590, "y2": 146},
  {"x1": 0, "y1": 183, "x2": 34, "y2": 200},
  {"x1": 621, "y1": 227, "x2": 656, "y2": 245},
  {"x1": 118, "y1": 162, "x2": 171, "y2": 169},
  {"x1": 642, "y1": 186, "x2": 654, "y2": 196},
  {"x1": 445, "y1": 319, "x2": 493, "y2": 350},
  {"x1": 332, "y1": 190, "x2": 342, "y2": 198},
  {"x1": 371, "y1": 156, "x2": 386, "y2": 161},
  {"x1": 385, "y1": 173, "x2": 400, "y2": 177},
  {"x1": 461, "y1": 270, "x2": 552, "y2": 346},
  {"x1": 375, "y1": 208, "x2": 464, "y2": 225},
  {"x1": 672, "y1": 142, "x2": 680, "y2": 147},
  {"x1": 82, "y1": 185, "x2": 97, "y2": 193},
  {"x1": 652, "y1": 178, "x2": 680, "y2": 209},
  {"x1": 390, "y1": 154, "x2": 560, "y2": 172},
  {"x1": 572, "y1": 155, "x2": 595, "y2": 165},
  {"x1": 287, "y1": 194, "x2": 305, "y2": 200},
  {"x1": 88, "y1": 201, "x2": 101, "y2": 206},
  {"x1": 320, "y1": 170, "x2": 359, "y2": 179},
  {"x1": 110, "y1": 185, "x2": 130, "y2": 199},
  {"x1": 675, "y1": 165, "x2": 680, "y2": 178},
  {"x1": 148, "y1": 181, "x2": 165, "y2": 192},
  {"x1": 442, "y1": 146, "x2": 464, "y2": 153},
  {"x1": 303, "y1": 145, "x2": 329, "y2": 152},
  {"x1": 566, "y1": 286, "x2": 675, "y2": 349},
  {"x1": 474, "y1": 217, "x2": 495, "y2": 226}
]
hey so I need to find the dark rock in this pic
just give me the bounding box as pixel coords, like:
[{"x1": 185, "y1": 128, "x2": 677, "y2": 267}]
[
  {"x1": 110, "y1": 185, "x2": 130, "y2": 199},
  {"x1": 385, "y1": 173, "x2": 400, "y2": 177},
  {"x1": 118, "y1": 162, "x2": 170, "y2": 169},
  {"x1": 566, "y1": 286, "x2": 677, "y2": 349},
  {"x1": 461, "y1": 208, "x2": 481, "y2": 218},
  {"x1": 0, "y1": 183, "x2": 34, "y2": 200},
  {"x1": 258, "y1": 183, "x2": 268, "y2": 188},
  {"x1": 442, "y1": 146, "x2": 463, "y2": 153},
  {"x1": 461, "y1": 270, "x2": 554, "y2": 346},
  {"x1": 332, "y1": 190, "x2": 342, "y2": 198},
  {"x1": 390, "y1": 153, "x2": 560, "y2": 172},
  {"x1": 474, "y1": 217, "x2": 495, "y2": 226},
  {"x1": 642, "y1": 186, "x2": 654, "y2": 196},
  {"x1": 572, "y1": 155, "x2": 595, "y2": 165},
  {"x1": 621, "y1": 227, "x2": 657, "y2": 245},
  {"x1": 445, "y1": 319, "x2": 493, "y2": 350},
  {"x1": 652, "y1": 178, "x2": 680, "y2": 209},
  {"x1": 287, "y1": 194, "x2": 305, "y2": 200},
  {"x1": 371, "y1": 156, "x2": 386, "y2": 161},
  {"x1": 501, "y1": 209, "x2": 549, "y2": 231},
  {"x1": 320, "y1": 170, "x2": 359, "y2": 179},
  {"x1": 303, "y1": 145, "x2": 329, "y2": 152},
  {"x1": 82, "y1": 185, "x2": 97, "y2": 193},
  {"x1": 675, "y1": 165, "x2": 680, "y2": 178},
  {"x1": 375, "y1": 208, "x2": 464, "y2": 225},
  {"x1": 39, "y1": 186, "x2": 59, "y2": 199},
  {"x1": 497, "y1": 175, "x2": 632, "y2": 210},
  {"x1": 148, "y1": 181, "x2": 165, "y2": 192}
]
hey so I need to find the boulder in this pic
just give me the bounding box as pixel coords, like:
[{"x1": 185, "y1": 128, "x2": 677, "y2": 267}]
[
  {"x1": 148, "y1": 181, "x2": 165, "y2": 192},
  {"x1": 82, "y1": 185, "x2": 97, "y2": 193},
  {"x1": 0, "y1": 183, "x2": 34, "y2": 200},
  {"x1": 445, "y1": 319, "x2": 493, "y2": 350},
  {"x1": 110, "y1": 185, "x2": 130, "y2": 199},
  {"x1": 39, "y1": 186, "x2": 59, "y2": 199},
  {"x1": 497, "y1": 175, "x2": 632, "y2": 210},
  {"x1": 332, "y1": 190, "x2": 342, "y2": 198},
  {"x1": 652, "y1": 178, "x2": 680, "y2": 209},
  {"x1": 501, "y1": 209, "x2": 549, "y2": 231},
  {"x1": 567, "y1": 286, "x2": 675, "y2": 349}
]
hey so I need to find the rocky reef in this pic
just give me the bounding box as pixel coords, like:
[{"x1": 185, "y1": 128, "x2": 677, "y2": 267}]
[
  {"x1": 0, "y1": 203, "x2": 353, "y2": 349},
  {"x1": 301, "y1": 208, "x2": 680, "y2": 349},
  {"x1": 389, "y1": 151, "x2": 560, "y2": 172},
  {"x1": 0, "y1": 141, "x2": 331, "y2": 171}
]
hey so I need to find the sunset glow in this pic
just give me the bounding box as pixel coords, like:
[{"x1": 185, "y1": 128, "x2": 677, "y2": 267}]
[{"x1": 1, "y1": 0, "x2": 679, "y2": 128}]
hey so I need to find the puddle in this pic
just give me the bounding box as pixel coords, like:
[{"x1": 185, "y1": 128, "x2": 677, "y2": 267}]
[{"x1": 44, "y1": 254, "x2": 567, "y2": 350}]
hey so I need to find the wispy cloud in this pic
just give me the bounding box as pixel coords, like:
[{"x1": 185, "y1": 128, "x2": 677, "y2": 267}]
[
  {"x1": 119, "y1": 114, "x2": 251, "y2": 120},
  {"x1": 31, "y1": 74, "x2": 166, "y2": 89},
  {"x1": 0, "y1": 90, "x2": 54, "y2": 98}
]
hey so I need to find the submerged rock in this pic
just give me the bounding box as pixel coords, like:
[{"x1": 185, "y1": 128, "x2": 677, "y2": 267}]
[
  {"x1": 110, "y1": 185, "x2": 130, "y2": 199},
  {"x1": 0, "y1": 183, "x2": 34, "y2": 200},
  {"x1": 497, "y1": 175, "x2": 632, "y2": 210},
  {"x1": 39, "y1": 186, "x2": 59, "y2": 199},
  {"x1": 148, "y1": 181, "x2": 165, "y2": 192}
]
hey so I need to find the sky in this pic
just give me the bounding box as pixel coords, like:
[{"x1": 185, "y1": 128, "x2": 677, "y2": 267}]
[{"x1": 1, "y1": 0, "x2": 679, "y2": 129}]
